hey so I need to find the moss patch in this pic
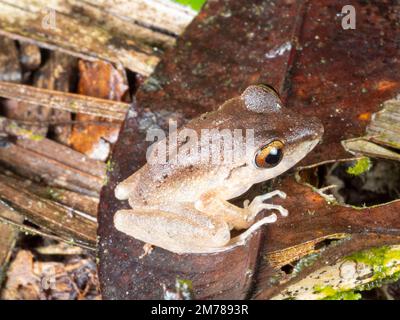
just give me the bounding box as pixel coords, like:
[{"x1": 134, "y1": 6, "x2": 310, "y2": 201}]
[
  {"x1": 172, "y1": 0, "x2": 206, "y2": 11},
  {"x1": 103, "y1": 159, "x2": 115, "y2": 186},
  {"x1": 314, "y1": 285, "x2": 362, "y2": 300},
  {"x1": 319, "y1": 246, "x2": 400, "y2": 299},
  {"x1": 7, "y1": 122, "x2": 45, "y2": 141},
  {"x1": 346, "y1": 245, "x2": 400, "y2": 278},
  {"x1": 47, "y1": 188, "x2": 62, "y2": 201},
  {"x1": 346, "y1": 157, "x2": 372, "y2": 176},
  {"x1": 106, "y1": 159, "x2": 114, "y2": 173},
  {"x1": 175, "y1": 278, "x2": 194, "y2": 300},
  {"x1": 307, "y1": 246, "x2": 400, "y2": 300}
]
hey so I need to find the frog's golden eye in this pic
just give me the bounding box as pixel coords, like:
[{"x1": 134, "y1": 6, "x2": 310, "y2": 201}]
[{"x1": 255, "y1": 140, "x2": 284, "y2": 168}]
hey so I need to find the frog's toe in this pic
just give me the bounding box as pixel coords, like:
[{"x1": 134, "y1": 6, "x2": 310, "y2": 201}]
[
  {"x1": 245, "y1": 190, "x2": 286, "y2": 208},
  {"x1": 248, "y1": 203, "x2": 288, "y2": 220},
  {"x1": 267, "y1": 204, "x2": 289, "y2": 217},
  {"x1": 257, "y1": 190, "x2": 286, "y2": 202},
  {"x1": 260, "y1": 213, "x2": 277, "y2": 223}
]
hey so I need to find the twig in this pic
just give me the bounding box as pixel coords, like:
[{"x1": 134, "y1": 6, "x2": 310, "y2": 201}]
[
  {"x1": 0, "y1": 117, "x2": 106, "y2": 196},
  {"x1": 0, "y1": 214, "x2": 95, "y2": 251},
  {"x1": 0, "y1": 81, "x2": 129, "y2": 120},
  {"x1": 0, "y1": 180, "x2": 97, "y2": 247}
]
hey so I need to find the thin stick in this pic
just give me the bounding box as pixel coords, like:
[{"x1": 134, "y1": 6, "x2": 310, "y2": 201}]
[
  {"x1": 0, "y1": 215, "x2": 96, "y2": 251},
  {"x1": 0, "y1": 81, "x2": 129, "y2": 120}
]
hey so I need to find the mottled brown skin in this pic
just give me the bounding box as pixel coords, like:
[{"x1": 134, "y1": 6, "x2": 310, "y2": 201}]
[{"x1": 114, "y1": 85, "x2": 323, "y2": 254}]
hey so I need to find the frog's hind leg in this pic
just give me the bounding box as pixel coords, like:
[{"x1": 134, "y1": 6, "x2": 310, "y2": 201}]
[{"x1": 114, "y1": 207, "x2": 231, "y2": 254}]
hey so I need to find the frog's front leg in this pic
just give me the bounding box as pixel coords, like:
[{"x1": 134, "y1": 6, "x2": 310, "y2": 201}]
[{"x1": 195, "y1": 190, "x2": 287, "y2": 230}]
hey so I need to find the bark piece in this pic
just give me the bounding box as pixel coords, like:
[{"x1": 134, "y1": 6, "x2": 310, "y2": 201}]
[
  {"x1": 0, "y1": 172, "x2": 98, "y2": 218},
  {"x1": 0, "y1": 179, "x2": 97, "y2": 247},
  {"x1": 3, "y1": 51, "x2": 77, "y2": 143},
  {"x1": 69, "y1": 60, "x2": 127, "y2": 160},
  {"x1": 0, "y1": 35, "x2": 23, "y2": 288},
  {"x1": 85, "y1": 0, "x2": 196, "y2": 36},
  {"x1": 271, "y1": 241, "x2": 400, "y2": 300},
  {"x1": 0, "y1": 117, "x2": 106, "y2": 196},
  {"x1": 0, "y1": 205, "x2": 23, "y2": 287},
  {"x1": 0, "y1": 36, "x2": 21, "y2": 83},
  {"x1": 0, "y1": 0, "x2": 170, "y2": 75},
  {"x1": 342, "y1": 97, "x2": 400, "y2": 161},
  {"x1": 0, "y1": 81, "x2": 129, "y2": 120}
]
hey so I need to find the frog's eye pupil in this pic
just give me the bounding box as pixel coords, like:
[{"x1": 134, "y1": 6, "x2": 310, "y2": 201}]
[
  {"x1": 265, "y1": 147, "x2": 281, "y2": 165},
  {"x1": 255, "y1": 140, "x2": 284, "y2": 168}
]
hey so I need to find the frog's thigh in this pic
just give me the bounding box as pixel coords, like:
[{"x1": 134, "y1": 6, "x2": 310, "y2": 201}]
[{"x1": 114, "y1": 208, "x2": 231, "y2": 254}]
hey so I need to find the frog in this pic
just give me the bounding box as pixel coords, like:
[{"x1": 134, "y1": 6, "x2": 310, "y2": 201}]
[{"x1": 114, "y1": 84, "x2": 324, "y2": 254}]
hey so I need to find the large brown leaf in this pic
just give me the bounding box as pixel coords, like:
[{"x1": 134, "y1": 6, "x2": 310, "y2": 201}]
[{"x1": 98, "y1": 0, "x2": 400, "y2": 299}]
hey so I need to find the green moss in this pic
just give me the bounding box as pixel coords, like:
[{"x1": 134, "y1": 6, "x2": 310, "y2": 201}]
[
  {"x1": 7, "y1": 122, "x2": 44, "y2": 141},
  {"x1": 316, "y1": 246, "x2": 400, "y2": 299},
  {"x1": 69, "y1": 101, "x2": 79, "y2": 111},
  {"x1": 172, "y1": 0, "x2": 205, "y2": 11},
  {"x1": 314, "y1": 285, "x2": 361, "y2": 300},
  {"x1": 355, "y1": 271, "x2": 400, "y2": 292},
  {"x1": 305, "y1": 246, "x2": 400, "y2": 300},
  {"x1": 106, "y1": 159, "x2": 114, "y2": 173},
  {"x1": 346, "y1": 157, "x2": 372, "y2": 176},
  {"x1": 346, "y1": 245, "x2": 400, "y2": 278},
  {"x1": 103, "y1": 160, "x2": 115, "y2": 186},
  {"x1": 331, "y1": 291, "x2": 362, "y2": 300},
  {"x1": 176, "y1": 278, "x2": 194, "y2": 300},
  {"x1": 47, "y1": 188, "x2": 62, "y2": 201},
  {"x1": 382, "y1": 138, "x2": 400, "y2": 150},
  {"x1": 28, "y1": 133, "x2": 44, "y2": 141}
]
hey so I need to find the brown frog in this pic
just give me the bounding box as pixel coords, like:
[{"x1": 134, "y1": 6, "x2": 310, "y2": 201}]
[{"x1": 114, "y1": 85, "x2": 324, "y2": 254}]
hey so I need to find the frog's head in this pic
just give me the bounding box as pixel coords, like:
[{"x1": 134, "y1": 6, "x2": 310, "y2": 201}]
[{"x1": 225, "y1": 84, "x2": 324, "y2": 187}]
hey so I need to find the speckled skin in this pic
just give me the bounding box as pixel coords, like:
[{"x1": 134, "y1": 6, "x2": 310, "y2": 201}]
[{"x1": 114, "y1": 85, "x2": 323, "y2": 253}]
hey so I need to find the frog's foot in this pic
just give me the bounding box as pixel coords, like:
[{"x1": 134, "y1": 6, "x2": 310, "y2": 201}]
[{"x1": 243, "y1": 190, "x2": 288, "y2": 222}]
